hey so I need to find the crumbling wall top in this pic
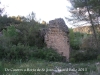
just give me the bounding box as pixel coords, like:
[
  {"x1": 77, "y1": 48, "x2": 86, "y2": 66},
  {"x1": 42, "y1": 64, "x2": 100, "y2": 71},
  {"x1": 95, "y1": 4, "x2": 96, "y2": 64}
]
[{"x1": 49, "y1": 18, "x2": 69, "y2": 34}]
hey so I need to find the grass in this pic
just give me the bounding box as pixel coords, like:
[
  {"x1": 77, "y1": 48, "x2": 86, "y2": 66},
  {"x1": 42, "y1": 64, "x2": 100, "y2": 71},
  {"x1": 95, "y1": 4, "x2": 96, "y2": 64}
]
[{"x1": 0, "y1": 58, "x2": 100, "y2": 75}]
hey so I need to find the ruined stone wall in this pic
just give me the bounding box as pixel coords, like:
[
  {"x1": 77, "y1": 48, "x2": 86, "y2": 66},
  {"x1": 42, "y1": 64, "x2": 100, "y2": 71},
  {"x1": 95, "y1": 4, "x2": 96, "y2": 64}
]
[{"x1": 45, "y1": 18, "x2": 70, "y2": 61}]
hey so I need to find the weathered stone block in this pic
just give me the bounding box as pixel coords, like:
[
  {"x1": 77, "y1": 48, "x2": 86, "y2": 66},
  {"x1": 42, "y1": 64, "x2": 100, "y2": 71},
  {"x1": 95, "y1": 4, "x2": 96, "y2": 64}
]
[{"x1": 45, "y1": 18, "x2": 70, "y2": 61}]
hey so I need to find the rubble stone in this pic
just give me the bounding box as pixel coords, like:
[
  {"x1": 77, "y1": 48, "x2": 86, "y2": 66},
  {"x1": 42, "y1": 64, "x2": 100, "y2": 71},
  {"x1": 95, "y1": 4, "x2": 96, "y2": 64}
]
[{"x1": 45, "y1": 18, "x2": 70, "y2": 61}]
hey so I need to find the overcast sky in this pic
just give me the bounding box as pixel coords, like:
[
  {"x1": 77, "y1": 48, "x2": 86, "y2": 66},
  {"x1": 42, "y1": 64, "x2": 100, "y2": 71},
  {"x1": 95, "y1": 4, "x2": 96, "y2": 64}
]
[{"x1": 0, "y1": 0, "x2": 72, "y2": 27}]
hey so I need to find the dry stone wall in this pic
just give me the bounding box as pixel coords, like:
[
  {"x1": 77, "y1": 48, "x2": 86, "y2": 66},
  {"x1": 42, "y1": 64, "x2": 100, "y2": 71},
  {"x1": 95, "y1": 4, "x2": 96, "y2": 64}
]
[{"x1": 45, "y1": 18, "x2": 70, "y2": 61}]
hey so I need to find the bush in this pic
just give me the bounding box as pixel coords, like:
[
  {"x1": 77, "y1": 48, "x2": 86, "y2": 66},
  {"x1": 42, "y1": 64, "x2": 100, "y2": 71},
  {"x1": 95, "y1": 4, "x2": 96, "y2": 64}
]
[
  {"x1": 97, "y1": 55, "x2": 100, "y2": 60},
  {"x1": 0, "y1": 20, "x2": 64, "y2": 62},
  {"x1": 69, "y1": 29, "x2": 85, "y2": 50},
  {"x1": 0, "y1": 43, "x2": 31, "y2": 60},
  {"x1": 80, "y1": 36, "x2": 98, "y2": 50},
  {"x1": 44, "y1": 48, "x2": 64, "y2": 61},
  {"x1": 14, "y1": 23, "x2": 46, "y2": 48},
  {"x1": 70, "y1": 49, "x2": 98, "y2": 62},
  {"x1": 1, "y1": 22, "x2": 46, "y2": 48},
  {"x1": 0, "y1": 41, "x2": 64, "y2": 62},
  {"x1": 70, "y1": 58, "x2": 76, "y2": 62},
  {"x1": 0, "y1": 46, "x2": 5, "y2": 59},
  {"x1": 31, "y1": 47, "x2": 65, "y2": 62}
]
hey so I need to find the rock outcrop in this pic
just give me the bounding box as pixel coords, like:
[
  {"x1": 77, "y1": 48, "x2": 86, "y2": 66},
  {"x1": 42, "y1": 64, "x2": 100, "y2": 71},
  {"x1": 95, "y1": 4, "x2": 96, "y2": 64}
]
[{"x1": 45, "y1": 18, "x2": 70, "y2": 61}]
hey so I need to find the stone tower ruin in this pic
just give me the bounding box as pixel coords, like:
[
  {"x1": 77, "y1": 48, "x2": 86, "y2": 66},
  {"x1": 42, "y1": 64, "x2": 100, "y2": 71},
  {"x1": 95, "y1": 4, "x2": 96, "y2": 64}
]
[{"x1": 45, "y1": 18, "x2": 70, "y2": 61}]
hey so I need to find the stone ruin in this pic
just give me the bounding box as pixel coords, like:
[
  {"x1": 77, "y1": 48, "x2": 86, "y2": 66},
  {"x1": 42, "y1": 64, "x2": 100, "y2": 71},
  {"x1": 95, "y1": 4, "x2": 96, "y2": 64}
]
[{"x1": 45, "y1": 18, "x2": 70, "y2": 61}]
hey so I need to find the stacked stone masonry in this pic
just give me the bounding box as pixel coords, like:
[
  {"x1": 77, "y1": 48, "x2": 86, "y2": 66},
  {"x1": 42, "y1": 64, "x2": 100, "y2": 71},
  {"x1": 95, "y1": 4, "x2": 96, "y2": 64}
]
[{"x1": 45, "y1": 18, "x2": 70, "y2": 61}]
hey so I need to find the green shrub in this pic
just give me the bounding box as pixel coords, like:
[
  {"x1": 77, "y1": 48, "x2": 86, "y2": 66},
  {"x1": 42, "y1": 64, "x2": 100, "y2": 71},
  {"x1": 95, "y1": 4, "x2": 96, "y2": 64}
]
[
  {"x1": 0, "y1": 46, "x2": 5, "y2": 59},
  {"x1": 69, "y1": 29, "x2": 86, "y2": 50},
  {"x1": 3, "y1": 26, "x2": 18, "y2": 37},
  {"x1": 14, "y1": 23, "x2": 46, "y2": 48},
  {"x1": 0, "y1": 41, "x2": 64, "y2": 62},
  {"x1": 31, "y1": 47, "x2": 65, "y2": 62},
  {"x1": 2, "y1": 22, "x2": 46, "y2": 48},
  {"x1": 0, "y1": 43, "x2": 30, "y2": 60},
  {"x1": 97, "y1": 55, "x2": 100, "y2": 60},
  {"x1": 70, "y1": 58, "x2": 76, "y2": 62},
  {"x1": 0, "y1": 20, "x2": 65, "y2": 62},
  {"x1": 70, "y1": 49, "x2": 98, "y2": 62},
  {"x1": 44, "y1": 48, "x2": 64, "y2": 61}
]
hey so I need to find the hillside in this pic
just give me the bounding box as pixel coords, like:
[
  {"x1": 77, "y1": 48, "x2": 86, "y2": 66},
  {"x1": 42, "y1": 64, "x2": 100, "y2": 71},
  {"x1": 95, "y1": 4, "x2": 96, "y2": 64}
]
[{"x1": 73, "y1": 25, "x2": 100, "y2": 34}]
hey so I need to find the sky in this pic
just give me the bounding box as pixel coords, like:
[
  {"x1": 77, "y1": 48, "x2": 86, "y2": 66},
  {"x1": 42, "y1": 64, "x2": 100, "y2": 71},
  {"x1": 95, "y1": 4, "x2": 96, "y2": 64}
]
[{"x1": 0, "y1": 0, "x2": 72, "y2": 27}]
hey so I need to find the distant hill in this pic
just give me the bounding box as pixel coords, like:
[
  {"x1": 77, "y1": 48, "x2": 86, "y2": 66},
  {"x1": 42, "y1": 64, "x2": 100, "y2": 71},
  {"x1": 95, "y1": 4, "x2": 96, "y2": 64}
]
[{"x1": 73, "y1": 25, "x2": 100, "y2": 34}]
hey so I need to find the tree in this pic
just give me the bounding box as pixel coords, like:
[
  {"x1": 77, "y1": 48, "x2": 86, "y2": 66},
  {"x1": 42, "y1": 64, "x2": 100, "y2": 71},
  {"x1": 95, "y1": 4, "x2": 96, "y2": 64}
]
[
  {"x1": 66, "y1": 0, "x2": 100, "y2": 49},
  {"x1": 68, "y1": 0, "x2": 100, "y2": 25},
  {"x1": 27, "y1": 12, "x2": 36, "y2": 22},
  {"x1": 71, "y1": 0, "x2": 100, "y2": 16},
  {"x1": 0, "y1": 2, "x2": 4, "y2": 16},
  {"x1": 41, "y1": 20, "x2": 47, "y2": 25}
]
